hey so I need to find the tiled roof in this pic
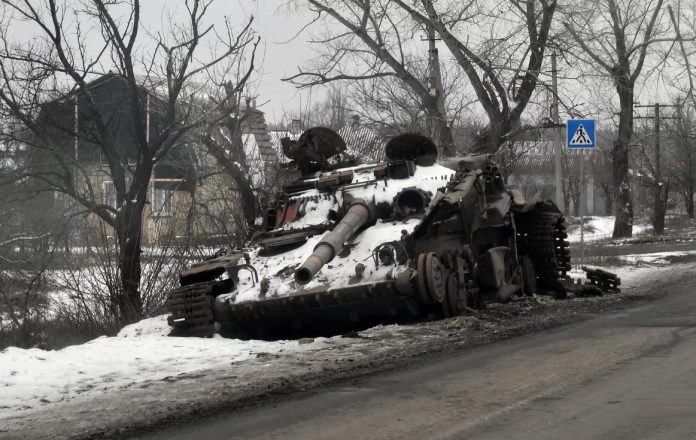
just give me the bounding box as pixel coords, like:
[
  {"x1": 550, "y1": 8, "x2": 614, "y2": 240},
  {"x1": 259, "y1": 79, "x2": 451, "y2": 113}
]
[
  {"x1": 268, "y1": 130, "x2": 298, "y2": 163},
  {"x1": 268, "y1": 125, "x2": 387, "y2": 164},
  {"x1": 338, "y1": 125, "x2": 385, "y2": 162},
  {"x1": 505, "y1": 140, "x2": 595, "y2": 174}
]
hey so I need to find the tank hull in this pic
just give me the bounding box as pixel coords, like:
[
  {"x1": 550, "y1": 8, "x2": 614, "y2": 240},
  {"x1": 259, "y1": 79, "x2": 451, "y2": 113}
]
[
  {"x1": 164, "y1": 129, "x2": 616, "y2": 339},
  {"x1": 215, "y1": 280, "x2": 423, "y2": 339}
]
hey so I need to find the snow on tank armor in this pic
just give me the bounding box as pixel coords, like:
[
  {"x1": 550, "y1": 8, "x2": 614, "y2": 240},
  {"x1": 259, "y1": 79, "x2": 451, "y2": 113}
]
[{"x1": 165, "y1": 128, "x2": 574, "y2": 338}]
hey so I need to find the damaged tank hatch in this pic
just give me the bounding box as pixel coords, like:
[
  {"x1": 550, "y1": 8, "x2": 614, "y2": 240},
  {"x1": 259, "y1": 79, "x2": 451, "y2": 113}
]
[{"x1": 165, "y1": 128, "x2": 618, "y2": 339}]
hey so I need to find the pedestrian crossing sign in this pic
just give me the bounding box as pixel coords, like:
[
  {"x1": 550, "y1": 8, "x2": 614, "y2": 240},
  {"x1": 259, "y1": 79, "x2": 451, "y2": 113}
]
[{"x1": 566, "y1": 119, "x2": 596, "y2": 149}]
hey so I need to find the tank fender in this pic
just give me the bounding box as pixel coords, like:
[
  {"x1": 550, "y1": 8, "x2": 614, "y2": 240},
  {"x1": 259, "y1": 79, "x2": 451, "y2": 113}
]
[{"x1": 180, "y1": 254, "x2": 248, "y2": 286}]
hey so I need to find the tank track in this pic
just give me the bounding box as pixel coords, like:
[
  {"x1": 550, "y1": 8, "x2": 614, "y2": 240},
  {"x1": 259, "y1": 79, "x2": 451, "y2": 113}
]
[
  {"x1": 165, "y1": 282, "x2": 215, "y2": 337},
  {"x1": 583, "y1": 266, "x2": 621, "y2": 292},
  {"x1": 516, "y1": 205, "x2": 571, "y2": 295}
]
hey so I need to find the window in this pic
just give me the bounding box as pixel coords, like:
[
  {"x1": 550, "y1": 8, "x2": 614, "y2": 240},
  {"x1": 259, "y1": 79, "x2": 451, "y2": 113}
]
[
  {"x1": 152, "y1": 186, "x2": 174, "y2": 216},
  {"x1": 102, "y1": 181, "x2": 117, "y2": 209}
]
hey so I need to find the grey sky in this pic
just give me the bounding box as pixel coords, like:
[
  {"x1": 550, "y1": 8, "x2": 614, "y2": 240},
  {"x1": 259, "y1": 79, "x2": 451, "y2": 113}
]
[
  {"x1": 137, "y1": 1, "x2": 317, "y2": 122},
  {"x1": 6, "y1": 0, "x2": 318, "y2": 123},
  {"x1": 4, "y1": 1, "x2": 682, "y2": 127}
]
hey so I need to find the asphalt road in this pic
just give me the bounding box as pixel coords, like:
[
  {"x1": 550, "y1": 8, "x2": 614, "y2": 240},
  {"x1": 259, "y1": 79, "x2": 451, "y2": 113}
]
[{"x1": 142, "y1": 272, "x2": 696, "y2": 440}]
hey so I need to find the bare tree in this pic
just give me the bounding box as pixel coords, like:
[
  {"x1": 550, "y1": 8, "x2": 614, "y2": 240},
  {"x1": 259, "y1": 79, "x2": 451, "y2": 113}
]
[
  {"x1": 201, "y1": 91, "x2": 260, "y2": 231},
  {"x1": 0, "y1": 0, "x2": 258, "y2": 325},
  {"x1": 562, "y1": 150, "x2": 591, "y2": 217},
  {"x1": 394, "y1": 0, "x2": 557, "y2": 152},
  {"x1": 563, "y1": 0, "x2": 671, "y2": 238},
  {"x1": 284, "y1": 1, "x2": 457, "y2": 155},
  {"x1": 591, "y1": 131, "x2": 616, "y2": 215},
  {"x1": 311, "y1": 85, "x2": 350, "y2": 130},
  {"x1": 348, "y1": 57, "x2": 473, "y2": 136}
]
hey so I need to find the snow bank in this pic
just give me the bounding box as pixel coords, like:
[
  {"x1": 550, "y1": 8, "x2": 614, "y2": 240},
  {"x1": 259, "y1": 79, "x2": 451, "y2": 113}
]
[
  {"x1": 0, "y1": 315, "x2": 336, "y2": 417},
  {"x1": 567, "y1": 216, "x2": 650, "y2": 243},
  {"x1": 569, "y1": 250, "x2": 696, "y2": 288}
]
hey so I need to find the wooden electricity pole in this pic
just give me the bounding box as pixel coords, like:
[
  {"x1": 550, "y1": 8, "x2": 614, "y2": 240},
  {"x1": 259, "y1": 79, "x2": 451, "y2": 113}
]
[
  {"x1": 419, "y1": 0, "x2": 455, "y2": 156},
  {"x1": 551, "y1": 51, "x2": 564, "y2": 212}
]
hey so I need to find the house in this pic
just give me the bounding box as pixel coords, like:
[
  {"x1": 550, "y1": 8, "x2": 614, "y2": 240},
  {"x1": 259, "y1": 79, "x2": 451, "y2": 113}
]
[
  {"x1": 32, "y1": 73, "x2": 277, "y2": 246},
  {"x1": 501, "y1": 127, "x2": 609, "y2": 216},
  {"x1": 338, "y1": 117, "x2": 386, "y2": 162},
  {"x1": 268, "y1": 116, "x2": 387, "y2": 165}
]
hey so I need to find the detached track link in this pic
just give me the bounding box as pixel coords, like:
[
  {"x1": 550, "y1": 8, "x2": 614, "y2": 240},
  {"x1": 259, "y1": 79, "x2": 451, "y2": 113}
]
[
  {"x1": 517, "y1": 205, "x2": 571, "y2": 294},
  {"x1": 165, "y1": 282, "x2": 215, "y2": 337}
]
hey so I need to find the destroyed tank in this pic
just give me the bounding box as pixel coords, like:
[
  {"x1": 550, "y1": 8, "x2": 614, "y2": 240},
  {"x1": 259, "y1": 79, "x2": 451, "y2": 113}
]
[{"x1": 165, "y1": 128, "x2": 572, "y2": 339}]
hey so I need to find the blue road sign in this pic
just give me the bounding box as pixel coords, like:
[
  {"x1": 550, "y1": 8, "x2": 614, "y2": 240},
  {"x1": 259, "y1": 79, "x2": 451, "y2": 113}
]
[{"x1": 566, "y1": 119, "x2": 596, "y2": 149}]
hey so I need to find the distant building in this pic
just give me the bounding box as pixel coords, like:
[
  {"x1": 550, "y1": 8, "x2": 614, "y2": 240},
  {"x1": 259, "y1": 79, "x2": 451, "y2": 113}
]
[
  {"x1": 338, "y1": 123, "x2": 385, "y2": 163},
  {"x1": 31, "y1": 73, "x2": 276, "y2": 246},
  {"x1": 502, "y1": 128, "x2": 608, "y2": 216}
]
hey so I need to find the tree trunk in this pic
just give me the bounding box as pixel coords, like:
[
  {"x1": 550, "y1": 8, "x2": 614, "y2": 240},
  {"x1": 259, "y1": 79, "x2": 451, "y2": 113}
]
[
  {"x1": 436, "y1": 116, "x2": 455, "y2": 157},
  {"x1": 653, "y1": 183, "x2": 666, "y2": 234},
  {"x1": 572, "y1": 196, "x2": 580, "y2": 217},
  {"x1": 425, "y1": 97, "x2": 455, "y2": 157},
  {"x1": 470, "y1": 116, "x2": 521, "y2": 154},
  {"x1": 600, "y1": 182, "x2": 613, "y2": 215},
  {"x1": 612, "y1": 82, "x2": 634, "y2": 238},
  {"x1": 116, "y1": 201, "x2": 144, "y2": 325},
  {"x1": 562, "y1": 181, "x2": 571, "y2": 216},
  {"x1": 186, "y1": 189, "x2": 196, "y2": 238},
  {"x1": 687, "y1": 191, "x2": 695, "y2": 219}
]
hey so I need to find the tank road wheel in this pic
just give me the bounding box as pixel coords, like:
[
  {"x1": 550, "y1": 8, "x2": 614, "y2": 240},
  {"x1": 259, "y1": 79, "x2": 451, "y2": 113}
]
[
  {"x1": 417, "y1": 252, "x2": 447, "y2": 305},
  {"x1": 442, "y1": 273, "x2": 460, "y2": 317},
  {"x1": 425, "y1": 252, "x2": 446, "y2": 304},
  {"x1": 417, "y1": 253, "x2": 431, "y2": 305}
]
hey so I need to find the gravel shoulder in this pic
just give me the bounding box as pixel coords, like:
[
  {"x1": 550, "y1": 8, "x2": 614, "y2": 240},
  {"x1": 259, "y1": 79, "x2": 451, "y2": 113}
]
[{"x1": 2, "y1": 263, "x2": 694, "y2": 440}]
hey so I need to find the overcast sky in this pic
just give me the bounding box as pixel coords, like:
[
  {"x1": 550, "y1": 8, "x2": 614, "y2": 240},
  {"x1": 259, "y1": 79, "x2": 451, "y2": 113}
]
[
  {"x1": 5, "y1": 0, "x2": 318, "y2": 123},
  {"x1": 5, "y1": 1, "x2": 682, "y2": 127},
  {"x1": 137, "y1": 1, "x2": 318, "y2": 122}
]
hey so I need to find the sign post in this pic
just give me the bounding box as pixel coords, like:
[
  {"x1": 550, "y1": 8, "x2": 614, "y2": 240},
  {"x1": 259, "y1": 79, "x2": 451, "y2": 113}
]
[{"x1": 566, "y1": 119, "x2": 596, "y2": 266}]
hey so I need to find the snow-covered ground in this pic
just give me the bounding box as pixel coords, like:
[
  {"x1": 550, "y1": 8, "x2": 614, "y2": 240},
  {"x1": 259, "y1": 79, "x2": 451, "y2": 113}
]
[
  {"x1": 568, "y1": 250, "x2": 696, "y2": 283},
  {"x1": 566, "y1": 214, "x2": 696, "y2": 244},
  {"x1": 615, "y1": 250, "x2": 696, "y2": 266},
  {"x1": 567, "y1": 216, "x2": 651, "y2": 243},
  {"x1": 0, "y1": 317, "x2": 348, "y2": 417}
]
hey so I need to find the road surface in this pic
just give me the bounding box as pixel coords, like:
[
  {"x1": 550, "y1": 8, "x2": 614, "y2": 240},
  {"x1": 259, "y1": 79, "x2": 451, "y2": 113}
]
[{"x1": 142, "y1": 272, "x2": 696, "y2": 440}]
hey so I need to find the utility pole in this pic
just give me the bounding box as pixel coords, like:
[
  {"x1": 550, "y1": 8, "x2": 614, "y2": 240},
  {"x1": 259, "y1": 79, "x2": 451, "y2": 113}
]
[
  {"x1": 551, "y1": 51, "x2": 564, "y2": 212},
  {"x1": 427, "y1": 24, "x2": 446, "y2": 124},
  {"x1": 421, "y1": 1, "x2": 454, "y2": 156},
  {"x1": 635, "y1": 102, "x2": 681, "y2": 234},
  {"x1": 654, "y1": 103, "x2": 661, "y2": 232}
]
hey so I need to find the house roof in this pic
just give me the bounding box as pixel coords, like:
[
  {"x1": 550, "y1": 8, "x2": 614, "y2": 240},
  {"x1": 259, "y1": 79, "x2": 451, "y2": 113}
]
[
  {"x1": 338, "y1": 125, "x2": 386, "y2": 163},
  {"x1": 268, "y1": 124, "x2": 387, "y2": 166}
]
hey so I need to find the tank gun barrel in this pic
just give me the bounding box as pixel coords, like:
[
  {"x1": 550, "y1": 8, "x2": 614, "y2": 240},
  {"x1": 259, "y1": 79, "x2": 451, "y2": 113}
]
[{"x1": 295, "y1": 199, "x2": 375, "y2": 285}]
